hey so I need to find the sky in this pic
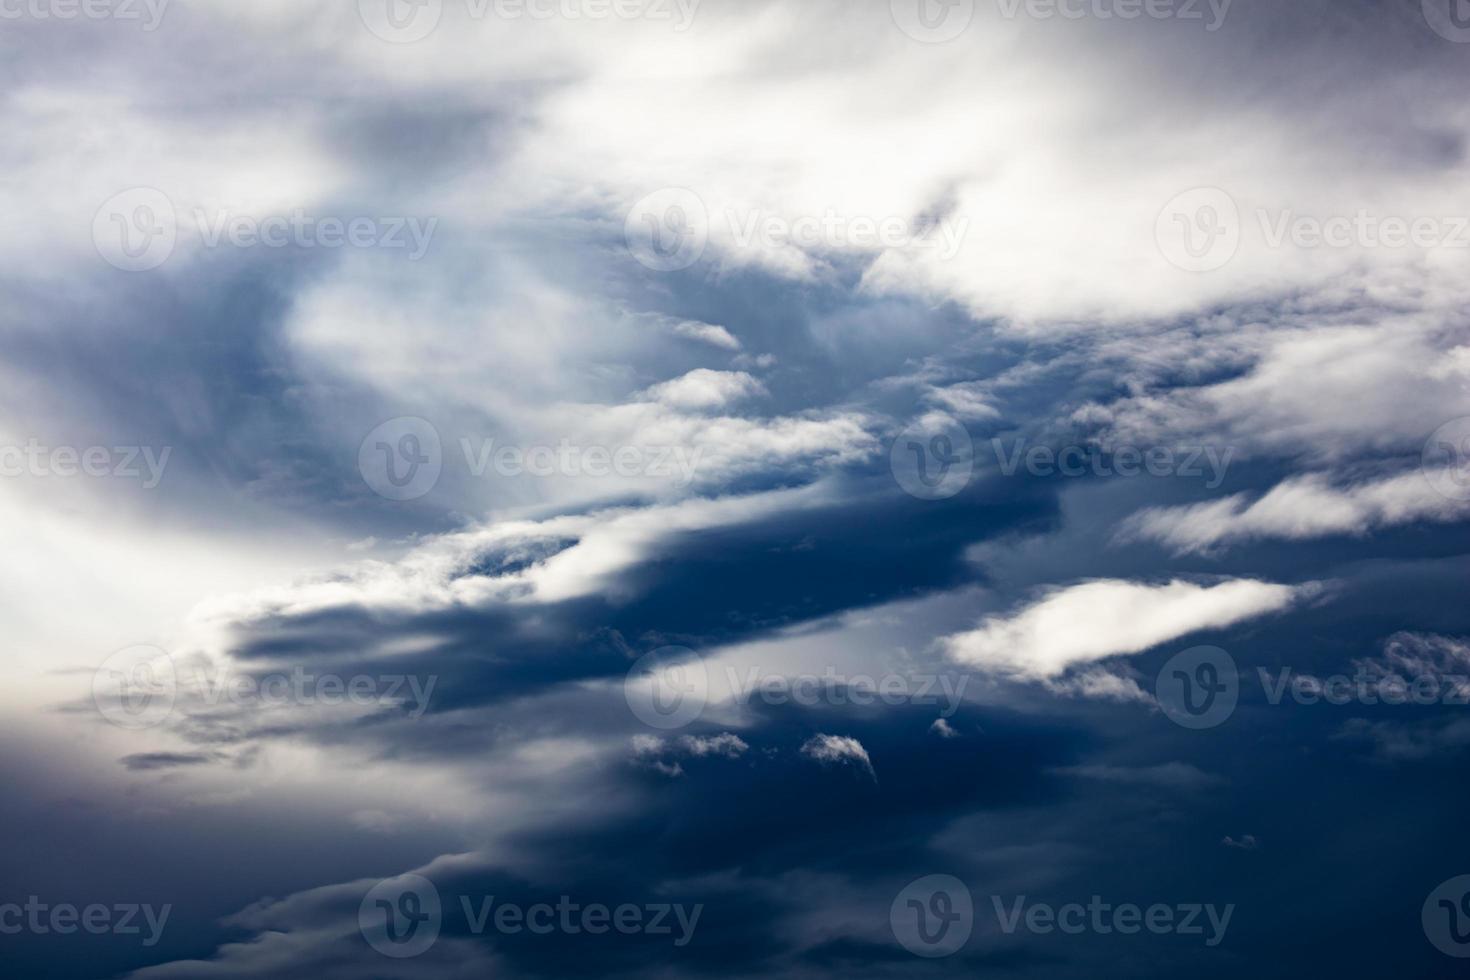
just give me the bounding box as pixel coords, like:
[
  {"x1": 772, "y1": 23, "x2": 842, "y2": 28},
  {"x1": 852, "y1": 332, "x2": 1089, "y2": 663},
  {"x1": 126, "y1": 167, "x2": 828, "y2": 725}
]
[{"x1": 4, "y1": 0, "x2": 1470, "y2": 977}]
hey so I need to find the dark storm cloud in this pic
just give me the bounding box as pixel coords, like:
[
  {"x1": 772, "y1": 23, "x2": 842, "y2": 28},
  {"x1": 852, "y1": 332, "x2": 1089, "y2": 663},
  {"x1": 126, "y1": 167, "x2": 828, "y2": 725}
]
[
  {"x1": 179, "y1": 470, "x2": 1058, "y2": 726},
  {"x1": 119, "y1": 750, "x2": 223, "y2": 771},
  {"x1": 117, "y1": 699, "x2": 1095, "y2": 979}
]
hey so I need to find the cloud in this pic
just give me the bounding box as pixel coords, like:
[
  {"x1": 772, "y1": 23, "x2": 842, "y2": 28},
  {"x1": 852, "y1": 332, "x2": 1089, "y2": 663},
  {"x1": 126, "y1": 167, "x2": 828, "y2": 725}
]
[
  {"x1": 1051, "y1": 763, "x2": 1225, "y2": 790},
  {"x1": 631, "y1": 732, "x2": 749, "y2": 777},
  {"x1": 632, "y1": 732, "x2": 749, "y2": 761},
  {"x1": 639, "y1": 369, "x2": 766, "y2": 411},
  {"x1": 1222, "y1": 835, "x2": 1260, "y2": 851},
  {"x1": 671, "y1": 319, "x2": 742, "y2": 351},
  {"x1": 119, "y1": 751, "x2": 225, "y2": 772},
  {"x1": 1289, "y1": 632, "x2": 1470, "y2": 707},
  {"x1": 923, "y1": 380, "x2": 1002, "y2": 422},
  {"x1": 1334, "y1": 716, "x2": 1470, "y2": 762},
  {"x1": 929, "y1": 717, "x2": 959, "y2": 739},
  {"x1": 1120, "y1": 470, "x2": 1470, "y2": 554},
  {"x1": 1041, "y1": 667, "x2": 1152, "y2": 703},
  {"x1": 1377, "y1": 632, "x2": 1470, "y2": 680},
  {"x1": 799, "y1": 734, "x2": 875, "y2": 780},
  {"x1": 7, "y1": 6, "x2": 1470, "y2": 980},
  {"x1": 124, "y1": 855, "x2": 503, "y2": 979},
  {"x1": 186, "y1": 484, "x2": 838, "y2": 628},
  {"x1": 681, "y1": 733, "x2": 750, "y2": 758},
  {"x1": 942, "y1": 578, "x2": 1303, "y2": 679},
  {"x1": 1091, "y1": 317, "x2": 1470, "y2": 469}
]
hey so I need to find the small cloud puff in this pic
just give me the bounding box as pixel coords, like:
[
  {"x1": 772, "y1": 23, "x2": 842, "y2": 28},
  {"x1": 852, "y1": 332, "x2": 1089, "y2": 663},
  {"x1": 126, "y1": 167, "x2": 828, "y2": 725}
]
[
  {"x1": 1222, "y1": 835, "x2": 1260, "y2": 851},
  {"x1": 632, "y1": 733, "x2": 750, "y2": 777},
  {"x1": 800, "y1": 733, "x2": 875, "y2": 780},
  {"x1": 929, "y1": 717, "x2": 959, "y2": 738},
  {"x1": 671, "y1": 319, "x2": 742, "y2": 351},
  {"x1": 640, "y1": 369, "x2": 766, "y2": 411}
]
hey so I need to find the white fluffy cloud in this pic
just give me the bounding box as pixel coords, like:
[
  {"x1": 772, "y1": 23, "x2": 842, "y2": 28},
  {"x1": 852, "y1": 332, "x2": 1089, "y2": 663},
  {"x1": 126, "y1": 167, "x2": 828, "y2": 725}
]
[
  {"x1": 799, "y1": 734, "x2": 875, "y2": 779},
  {"x1": 639, "y1": 369, "x2": 766, "y2": 411},
  {"x1": 671, "y1": 319, "x2": 742, "y2": 351},
  {"x1": 1084, "y1": 314, "x2": 1470, "y2": 468},
  {"x1": 11, "y1": 2, "x2": 1470, "y2": 331},
  {"x1": 942, "y1": 578, "x2": 1303, "y2": 679},
  {"x1": 187, "y1": 482, "x2": 843, "y2": 633},
  {"x1": 1120, "y1": 470, "x2": 1470, "y2": 554}
]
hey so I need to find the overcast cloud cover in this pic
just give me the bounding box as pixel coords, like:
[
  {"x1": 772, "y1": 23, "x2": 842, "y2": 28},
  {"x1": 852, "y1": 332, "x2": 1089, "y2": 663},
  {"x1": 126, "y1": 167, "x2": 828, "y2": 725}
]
[{"x1": 5, "y1": 0, "x2": 1470, "y2": 977}]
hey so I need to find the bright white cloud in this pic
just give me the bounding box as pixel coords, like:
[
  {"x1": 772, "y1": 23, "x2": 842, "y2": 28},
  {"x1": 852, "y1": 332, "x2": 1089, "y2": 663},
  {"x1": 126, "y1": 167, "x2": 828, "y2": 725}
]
[
  {"x1": 672, "y1": 319, "x2": 742, "y2": 351},
  {"x1": 929, "y1": 717, "x2": 959, "y2": 739},
  {"x1": 799, "y1": 734, "x2": 875, "y2": 779},
  {"x1": 633, "y1": 733, "x2": 749, "y2": 759},
  {"x1": 639, "y1": 369, "x2": 766, "y2": 411},
  {"x1": 942, "y1": 578, "x2": 1303, "y2": 679},
  {"x1": 1089, "y1": 314, "x2": 1470, "y2": 468},
  {"x1": 1121, "y1": 470, "x2": 1470, "y2": 554},
  {"x1": 186, "y1": 483, "x2": 840, "y2": 633},
  {"x1": 1042, "y1": 667, "x2": 1152, "y2": 703}
]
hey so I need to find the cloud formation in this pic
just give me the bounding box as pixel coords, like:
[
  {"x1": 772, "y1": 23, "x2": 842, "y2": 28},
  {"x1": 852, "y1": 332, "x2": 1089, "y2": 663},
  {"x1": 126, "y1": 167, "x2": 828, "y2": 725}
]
[
  {"x1": 1120, "y1": 470, "x2": 1470, "y2": 553},
  {"x1": 942, "y1": 578, "x2": 1304, "y2": 678}
]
